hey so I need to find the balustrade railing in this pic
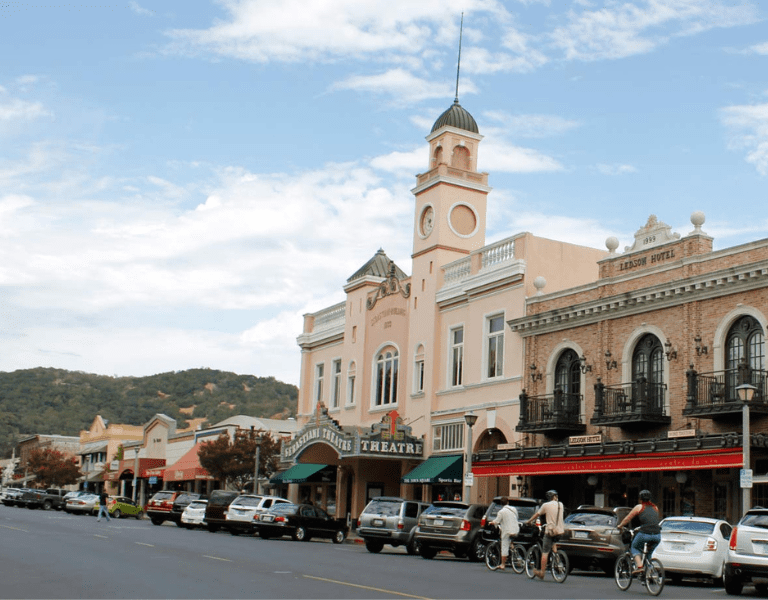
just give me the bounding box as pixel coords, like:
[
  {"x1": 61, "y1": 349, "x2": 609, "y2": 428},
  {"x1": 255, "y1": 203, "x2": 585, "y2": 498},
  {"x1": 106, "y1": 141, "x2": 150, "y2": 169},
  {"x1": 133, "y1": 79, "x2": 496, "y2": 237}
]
[
  {"x1": 481, "y1": 239, "x2": 515, "y2": 270},
  {"x1": 443, "y1": 258, "x2": 472, "y2": 286},
  {"x1": 312, "y1": 302, "x2": 346, "y2": 332},
  {"x1": 518, "y1": 390, "x2": 582, "y2": 428},
  {"x1": 685, "y1": 367, "x2": 768, "y2": 412},
  {"x1": 593, "y1": 378, "x2": 667, "y2": 419}
]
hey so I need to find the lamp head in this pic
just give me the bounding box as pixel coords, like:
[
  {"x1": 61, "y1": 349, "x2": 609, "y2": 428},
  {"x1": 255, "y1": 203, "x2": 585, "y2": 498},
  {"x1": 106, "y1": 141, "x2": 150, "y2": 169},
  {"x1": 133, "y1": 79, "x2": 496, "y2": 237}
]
[
  {"x1": 464, "y1": 412, "x2": 478, "y2": 427},
  {"x1": 736, "y1": 383, "x2": 758, "y2": 403}
]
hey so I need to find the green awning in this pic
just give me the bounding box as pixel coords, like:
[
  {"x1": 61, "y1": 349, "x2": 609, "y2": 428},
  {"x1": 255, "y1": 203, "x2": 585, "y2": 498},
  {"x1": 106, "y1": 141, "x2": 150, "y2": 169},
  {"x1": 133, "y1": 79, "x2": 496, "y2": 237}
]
[
  {"x1": 270, "y1": 463, "x2": 328, "y2": 484},
  {"x1": 401, "y1": 455, "x2": 463, "y2": 484}
]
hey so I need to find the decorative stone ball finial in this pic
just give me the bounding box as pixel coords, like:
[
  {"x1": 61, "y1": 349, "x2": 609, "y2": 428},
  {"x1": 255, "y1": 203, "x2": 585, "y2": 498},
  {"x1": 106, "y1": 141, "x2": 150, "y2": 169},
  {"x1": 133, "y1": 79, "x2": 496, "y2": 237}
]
[
  {"x1": 533, "y1": 276, "x2": 547, "y2": 296},
  {"x1": 605, "y1": 236, "x2": 619, "y2": 254},
  {"x1": 690, "y1": 211, "x2": 706, "y2": 233}
]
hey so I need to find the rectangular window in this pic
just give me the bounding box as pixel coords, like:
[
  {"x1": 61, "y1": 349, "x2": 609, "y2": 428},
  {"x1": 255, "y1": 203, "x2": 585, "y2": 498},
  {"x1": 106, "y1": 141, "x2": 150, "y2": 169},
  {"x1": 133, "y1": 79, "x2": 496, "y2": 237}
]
[
  {"x1": 347, "y1": 374, "x2": 355, "y2": 405},
  {"x1": 315, "y1": 363, "x2": 324, "y2": 403},
  {"x1": 451, "y1": 327, "x2": 464, "y2": 387},
  {"x1": 415, "y1": 359, "x2": 425, "y2": 393},
  {"x1": 432, "y1": 422, "x2": 464, "y2": 452},
  {"x1": 331, "y1": 359, "x2": 341, "y2": 409},
  {"x1": 487, "y1": 315, "x2": 504, "y2": 378}
]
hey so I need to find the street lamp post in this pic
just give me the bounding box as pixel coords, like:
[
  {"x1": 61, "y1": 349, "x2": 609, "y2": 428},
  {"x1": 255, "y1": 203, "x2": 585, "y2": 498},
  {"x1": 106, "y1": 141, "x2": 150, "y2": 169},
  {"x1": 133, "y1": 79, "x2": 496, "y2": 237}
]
[
  {"x1": 132, "y1": 447, "x2": 139, "y2": 503},
  {"x1": 463, "y1": 412, "x2": 478, "y2": 503},
  {"x1": 254, "y1": 437, "x2": 262, "y2": 495},
  {"x1": 736, "y1": 382, "x2": 758, "y2": 515}
]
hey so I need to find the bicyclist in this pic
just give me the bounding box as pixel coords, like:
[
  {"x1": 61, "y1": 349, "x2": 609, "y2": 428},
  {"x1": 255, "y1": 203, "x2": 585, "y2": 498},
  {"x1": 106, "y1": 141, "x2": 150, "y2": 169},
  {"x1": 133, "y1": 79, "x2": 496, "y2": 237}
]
[
  {"x1": 617, "y1": 489, "x2": 661, "y2": 575},
  {"x1": 489, "y1": 498, "x2": 519, "y2": 571},
  {"x1": 525, "y1": 489, "x2": 565, "y2": 580}
]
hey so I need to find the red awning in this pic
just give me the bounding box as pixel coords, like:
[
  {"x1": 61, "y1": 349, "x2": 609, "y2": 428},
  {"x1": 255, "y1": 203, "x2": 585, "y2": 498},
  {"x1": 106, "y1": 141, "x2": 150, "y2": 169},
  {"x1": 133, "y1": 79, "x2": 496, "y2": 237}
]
[
  {"x1": 473, "y1": 448, "x2": 743, "y2": 477},
  {"x1": 163, "y1": 442, "x2": 212, "y2": 482},
  {"x1": 104, "y1": 458, "x2": 166, "y2": 481}
]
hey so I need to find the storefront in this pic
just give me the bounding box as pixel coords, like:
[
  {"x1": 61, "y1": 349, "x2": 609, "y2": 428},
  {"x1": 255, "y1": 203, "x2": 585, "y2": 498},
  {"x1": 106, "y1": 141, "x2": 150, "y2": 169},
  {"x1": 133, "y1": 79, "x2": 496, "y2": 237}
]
[{"x1": 105, "y1": 457, "x2": 166, "y2": 503}]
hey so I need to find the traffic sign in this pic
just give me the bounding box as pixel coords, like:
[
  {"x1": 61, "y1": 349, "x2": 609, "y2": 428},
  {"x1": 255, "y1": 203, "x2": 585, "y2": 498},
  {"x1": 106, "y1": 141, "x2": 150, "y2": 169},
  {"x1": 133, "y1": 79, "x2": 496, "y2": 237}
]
[
  {"x1": 741, "y1": 468, "x2": 753, "y2": 489},
  {"x1": 464, "y1": 473, "x2": 474, "y2": 487}
]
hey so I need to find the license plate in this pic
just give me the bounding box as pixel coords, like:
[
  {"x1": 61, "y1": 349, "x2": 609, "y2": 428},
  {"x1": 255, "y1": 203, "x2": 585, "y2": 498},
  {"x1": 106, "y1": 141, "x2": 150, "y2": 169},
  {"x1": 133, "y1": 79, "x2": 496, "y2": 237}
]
[
  {"x1": 372, "y1": 518, "x2": 384, "y2": 526},
  {"x1": 262, "y1": 515, "x2": 274, "y2": 522},
  {"x1": 670, "y1": 543, "x2": 686, "y2": 552},
  {"x1": 574, "y1": 531, "x2": 589, "y2": 539},
  {"x1": 755, "y1": 542, "x2": 768, "y2": 555},
  {"x1": 434, "y1": 519, "x2": 444, "y2": 526}
]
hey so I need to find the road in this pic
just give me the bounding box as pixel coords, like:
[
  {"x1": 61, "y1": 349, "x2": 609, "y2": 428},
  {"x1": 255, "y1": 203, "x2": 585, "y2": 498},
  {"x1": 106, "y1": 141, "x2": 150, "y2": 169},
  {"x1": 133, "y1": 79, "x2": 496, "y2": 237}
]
[{"x1": 0, "y1": 505, "x2": 762, "y2": 599}]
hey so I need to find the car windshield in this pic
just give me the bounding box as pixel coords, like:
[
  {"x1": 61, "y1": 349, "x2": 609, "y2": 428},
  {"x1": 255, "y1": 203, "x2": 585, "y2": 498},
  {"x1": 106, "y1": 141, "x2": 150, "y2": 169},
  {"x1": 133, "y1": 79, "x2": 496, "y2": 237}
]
[
  {"x1": 565, "y1": 512, "x2": 616, "y2": 527},
  {"x1": 741, "y1": 513, "x2": 768, "y2": 529},
  {"x1": 661, "y1": 520, "x2": 715, "y2": 534},
  {"x1": 188, "y1": 501, "x2": 207, "y2": 509},
  {"x1": 233, "y1": 496, "x2": 263, "y2": 507},
  {"x1": 487, "y1": 503, "x2": 537, "y2": 522},
  {"x1": 269, "y1": 503, "x2": 297, "y2": 514},
  {"x1": 424, "y1": 504, "x2": 467, "y2": 517},
  {"x1": 363, "y1": 499, "x2": 401, "y2": 516},
  {"x1": 175, "y1": 493, "x2": 199, "y2": 503},
  {"x1": 151, "y1": 492, "x2": 175, "y2": 502},
  {"x1": 209, "y1": 493, "x2": 239, "y2": 506}
]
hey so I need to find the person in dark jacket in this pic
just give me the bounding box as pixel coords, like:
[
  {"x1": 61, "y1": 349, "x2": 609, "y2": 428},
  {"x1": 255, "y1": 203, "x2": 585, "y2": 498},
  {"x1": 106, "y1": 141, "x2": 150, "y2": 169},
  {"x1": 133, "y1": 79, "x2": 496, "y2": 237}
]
[
  {"x1": 618, "y1": 489, "x2": 660, "y2": 574},
  {"x1": 97, "y1": 490, "x2": 111, "y2": 522}
]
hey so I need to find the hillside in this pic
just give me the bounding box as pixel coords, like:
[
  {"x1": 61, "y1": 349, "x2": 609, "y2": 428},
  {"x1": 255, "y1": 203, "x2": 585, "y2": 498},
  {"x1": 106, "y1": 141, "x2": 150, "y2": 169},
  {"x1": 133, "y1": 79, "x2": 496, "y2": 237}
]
[{"x1": 0, "y1": 367, "x2": 298, "y2": 458}]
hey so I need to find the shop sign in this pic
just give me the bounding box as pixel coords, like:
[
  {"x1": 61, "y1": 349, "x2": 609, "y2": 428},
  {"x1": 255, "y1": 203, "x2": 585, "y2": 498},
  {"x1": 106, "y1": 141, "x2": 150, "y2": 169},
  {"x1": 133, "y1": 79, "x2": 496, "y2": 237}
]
[
  {"x1": 569, "y1": 434, "x2": 601, "y2": 445},
  {"x1": 667, "y1": 430, "x2": 696, "y2": 439}
]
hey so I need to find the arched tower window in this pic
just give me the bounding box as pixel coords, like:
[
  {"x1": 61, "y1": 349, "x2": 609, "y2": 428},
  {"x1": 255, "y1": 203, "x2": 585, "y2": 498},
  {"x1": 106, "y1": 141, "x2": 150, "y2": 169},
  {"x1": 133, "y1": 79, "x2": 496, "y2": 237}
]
[
  {"x1": 726, "y1": 315, "x2": 765, "y2": 390},
  {"x1": 433, "y1": 146, "x2": 443, "y2": 167},
  {"x1": 375, "y1": 348, "x2": 399, "y2": 407},
  {"x1": 451, "y1": 146, "x2": 470, "y2": 170},
  {"x1": 632, "y1": 334, "x2": 664, "y2": 410}
]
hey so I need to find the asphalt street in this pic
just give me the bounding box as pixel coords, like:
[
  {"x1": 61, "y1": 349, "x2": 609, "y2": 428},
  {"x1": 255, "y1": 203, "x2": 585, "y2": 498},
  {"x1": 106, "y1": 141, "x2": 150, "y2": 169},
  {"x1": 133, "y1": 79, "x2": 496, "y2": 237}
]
[{"x1": 0, "y1": 505, "x2": 763, "y2": 599}]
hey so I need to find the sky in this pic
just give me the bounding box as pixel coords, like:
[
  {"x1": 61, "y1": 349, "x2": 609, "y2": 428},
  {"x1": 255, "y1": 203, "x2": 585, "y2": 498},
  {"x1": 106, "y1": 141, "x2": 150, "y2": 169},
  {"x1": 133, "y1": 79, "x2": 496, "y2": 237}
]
[{"x1": 0, "y1": 1, "x2": 767, "y2": 386}]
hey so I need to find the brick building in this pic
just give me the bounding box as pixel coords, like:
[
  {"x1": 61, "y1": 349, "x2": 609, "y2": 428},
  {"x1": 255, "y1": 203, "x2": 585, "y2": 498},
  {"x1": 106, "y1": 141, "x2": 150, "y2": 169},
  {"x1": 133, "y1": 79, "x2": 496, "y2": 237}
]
[{"x1": 474, "y1": 213, "x2": 768, "y2": 523}]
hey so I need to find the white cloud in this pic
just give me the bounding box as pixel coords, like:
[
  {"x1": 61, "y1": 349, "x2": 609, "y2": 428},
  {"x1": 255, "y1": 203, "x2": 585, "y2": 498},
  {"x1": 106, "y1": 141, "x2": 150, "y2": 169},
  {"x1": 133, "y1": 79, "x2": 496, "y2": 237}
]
[
  {"x1": 462, "y1": 45, "x2": 548, "y2": 75},
  {"x1": 0, "y1": 95, "x2": 51, "y2": 123},
  {"x1": 745, "y1": 41, "x2": 768, "y2": 54},
  {"x1": 129, "y1": 1, "x2": 154, "y2": 17},
  {"x1": 721, "y1": 102, "x2": 768, "y2": 175},
  {"x1": 482, "y1": 137, "x2": 564, "y2": 173},
  {"x1": 370, "y1": 147, "x2": 423, "y2": 174},
  {"x1": 596, "y1": 163, "x2": 638, "y2": 175},
  {"x1": 483, "y1": 111, "x2": 581, "y2": 138},
  {"x1": 551, "y1": 0, "x2": 760, "y2": 61},
  {"x1": 330, "y1": 69, "x2": 456, "y2": 104}
]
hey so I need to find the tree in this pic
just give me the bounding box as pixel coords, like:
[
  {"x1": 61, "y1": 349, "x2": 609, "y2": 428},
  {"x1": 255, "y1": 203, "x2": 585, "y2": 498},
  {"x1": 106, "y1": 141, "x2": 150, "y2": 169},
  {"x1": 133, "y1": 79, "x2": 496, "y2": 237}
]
[
  {"x1": 198, "y1": 428, "x2": 282, "y2": 491},
  {"x1": 26, "y1": 448, "x2": 80, "y2": 488}
]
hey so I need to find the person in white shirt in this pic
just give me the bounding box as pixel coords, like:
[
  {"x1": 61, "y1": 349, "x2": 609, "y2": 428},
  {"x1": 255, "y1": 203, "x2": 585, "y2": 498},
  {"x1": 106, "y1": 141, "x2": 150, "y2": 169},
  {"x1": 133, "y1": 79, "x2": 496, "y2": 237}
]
[{"x1": 489, "y1": 498, "x2": 519, "y2": 570}]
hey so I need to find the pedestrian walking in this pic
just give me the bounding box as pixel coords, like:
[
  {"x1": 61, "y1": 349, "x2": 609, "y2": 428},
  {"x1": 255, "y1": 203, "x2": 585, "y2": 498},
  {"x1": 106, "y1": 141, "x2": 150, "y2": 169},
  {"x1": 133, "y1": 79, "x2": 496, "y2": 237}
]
[{"x1": 97, "y1": 490, "x2": 111, "y2": 522}]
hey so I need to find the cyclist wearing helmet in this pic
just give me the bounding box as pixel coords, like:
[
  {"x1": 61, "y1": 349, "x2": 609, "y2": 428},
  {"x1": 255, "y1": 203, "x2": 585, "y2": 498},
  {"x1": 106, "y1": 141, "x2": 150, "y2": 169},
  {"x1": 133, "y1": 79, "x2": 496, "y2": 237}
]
[
  {"x1": 525, "y1": 490, "x2": 565, "y2": 580},
  {"x1": 618, "y1": 489, "x2": 661, "y2": 574}
]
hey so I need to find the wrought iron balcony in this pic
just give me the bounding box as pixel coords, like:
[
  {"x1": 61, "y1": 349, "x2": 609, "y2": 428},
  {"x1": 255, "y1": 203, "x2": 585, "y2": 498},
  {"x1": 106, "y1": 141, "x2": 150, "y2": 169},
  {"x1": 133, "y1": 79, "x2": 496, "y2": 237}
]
[
  {"x1": 516, "y1": 389, "x2": 585, "y2": 434},
  {"x1": 591, "y1": 377, "x2": 671, "y2": 427},
  {"x1": 684, "y1": 367, "x2": 768, "y2": 419}
]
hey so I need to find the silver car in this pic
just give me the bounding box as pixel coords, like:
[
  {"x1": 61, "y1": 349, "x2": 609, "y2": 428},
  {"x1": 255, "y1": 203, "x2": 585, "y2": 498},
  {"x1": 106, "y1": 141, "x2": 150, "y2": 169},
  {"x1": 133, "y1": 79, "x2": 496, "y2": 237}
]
[
  {"x1": 655, "y1": 516, "x2": 732, "y2": 585},
  {"x1": 725, "y1": 508, "x2": 768, "y2": 595},
  {"x1": 414, "y1": 501, "x2": 488, "y2": 561},
  {"x1": 224, "y1": 495, "x2": 291, "y2": 535},
  {"x1": 180, "y1": 499, "x2": 208, "y2": 529},
  {"x1": 357, "y1": 496, "x2": 429, "y2": 555},
  {"x1": 65, "y1": 493, "x2": 99, "y2": 514}
]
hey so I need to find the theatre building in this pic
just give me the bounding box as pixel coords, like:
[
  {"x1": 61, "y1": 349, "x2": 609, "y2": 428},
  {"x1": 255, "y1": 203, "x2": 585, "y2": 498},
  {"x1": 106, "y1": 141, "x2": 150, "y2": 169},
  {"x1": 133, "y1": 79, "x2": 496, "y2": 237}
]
[
  {"x1": 282, "y1": 99, "x2": 607, "y2": 521},
  {"x1": 473, "y1": 213, "x2": 768, "y2": 523}
]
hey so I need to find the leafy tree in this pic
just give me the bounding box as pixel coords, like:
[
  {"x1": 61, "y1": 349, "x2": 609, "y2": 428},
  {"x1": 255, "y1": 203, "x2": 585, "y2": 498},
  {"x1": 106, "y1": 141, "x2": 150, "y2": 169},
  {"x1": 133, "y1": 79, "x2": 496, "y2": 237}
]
[
  {"x1": 26, "y1": 448, "x2": 80, "y2": 487},
  {"x1": 198, "y1": 429, "x2": 281, "y2": 491}
]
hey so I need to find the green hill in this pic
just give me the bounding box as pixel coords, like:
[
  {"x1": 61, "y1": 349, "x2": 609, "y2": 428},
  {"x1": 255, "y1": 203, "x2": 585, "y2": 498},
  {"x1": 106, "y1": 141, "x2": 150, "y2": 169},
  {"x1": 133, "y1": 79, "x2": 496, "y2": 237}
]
[{"x1": 0, "y1": 367, "x2": 298, "y2": 458}]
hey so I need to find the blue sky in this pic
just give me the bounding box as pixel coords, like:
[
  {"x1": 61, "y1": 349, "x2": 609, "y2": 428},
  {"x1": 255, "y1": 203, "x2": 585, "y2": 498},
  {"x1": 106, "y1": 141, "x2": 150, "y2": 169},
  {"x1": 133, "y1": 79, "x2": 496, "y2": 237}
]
[{"x1": 0, "y1": 0, "x2": 766, "y2": 385}]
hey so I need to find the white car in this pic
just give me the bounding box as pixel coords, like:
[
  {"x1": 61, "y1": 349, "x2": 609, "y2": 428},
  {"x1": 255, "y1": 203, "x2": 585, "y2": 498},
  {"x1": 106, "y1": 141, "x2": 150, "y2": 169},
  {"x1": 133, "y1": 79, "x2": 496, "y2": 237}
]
[
  {"x1": 180, "y1": 499, "x2": 208, "y2": 529},
  {"x1": 725, "y1": 508, "x2": 768, "y2": 595},
  {"x1": 654, "y1": 516, "x2": 732, "y2": 585},
  {"x1": 65, "y1": 493, "x2": 99, "y2": 514},
  {"x1": 224, "y1": 495, "x2": 292, "y2": 535}
]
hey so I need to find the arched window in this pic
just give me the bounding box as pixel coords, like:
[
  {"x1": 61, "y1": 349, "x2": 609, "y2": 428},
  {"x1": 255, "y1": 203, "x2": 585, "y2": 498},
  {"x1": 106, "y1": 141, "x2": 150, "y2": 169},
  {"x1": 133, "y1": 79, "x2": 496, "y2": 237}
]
[
  {"x1": 555, "y1": 349, "x2": 581, "y2": 395},
  {"x1": 632, "y1": 334, "x2": 664, "y2": 410},
  {"x1": 375, "y1": 348, "x2": 399, "y2": 407},
  {"x1": 433, "y1": 146, "x2": 444, "y2": 166},
  {"x1": 726, "y1": 316, "x2": 765, "y2": 390},
  {"x1": 451, "y1": 146, "x2": 470, "y2": 170}
]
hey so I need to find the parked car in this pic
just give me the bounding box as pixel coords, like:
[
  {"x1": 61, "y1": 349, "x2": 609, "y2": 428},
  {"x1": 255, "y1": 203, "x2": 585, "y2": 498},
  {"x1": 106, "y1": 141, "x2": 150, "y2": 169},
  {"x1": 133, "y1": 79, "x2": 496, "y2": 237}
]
[
  {"x1": 478, "y1": 496, "x2": 541, "y2": 557},
  {"x1": 654, "y1": 516, "x2": 731, "y2": 585},
  {"x1": 181, "y1": 499, "x2": 208, "y2": 529},
  {"x1": 357, "y1": 496, "x2": 430, "y2": 554},
  {"x1": 23, "y1": 488, "x2": 68, "y2": 510},
  {"x1": 169, "y1": 492, "x2": 203, "y2": 527},
  {"x1": 557, "y1": 505, "x2": 631, "y2": 574},
  {"x1": 225, "y1": 495, "x2": 292, "y2": 535},
  {"x1": 92, "y1": 495, "x2": 144, "y2": 519},
  {"x1": 1, "y1": 487, "x2": 25, "y2": 507},
  {"x1": 63, "y1": 490, "x2": 89, "y2": 503},
  {"x1": 413, "y1": 501, "x2": 488, "y2": 561},
  {"x1": 65, "y1": 493, "x2": 99, "y2": 514},
  {"x1": 146, "y1": 490, "x2": 180, "y2": 526},
  {"x1": 725, "y1": 507, "x2": 768, "y2": 595},
  {"x1": 256, "y1": 502, "x2": 348, "y2": 543},
  {"x1": 204, "y1": 489, "x2": 241, "y2": 533}
]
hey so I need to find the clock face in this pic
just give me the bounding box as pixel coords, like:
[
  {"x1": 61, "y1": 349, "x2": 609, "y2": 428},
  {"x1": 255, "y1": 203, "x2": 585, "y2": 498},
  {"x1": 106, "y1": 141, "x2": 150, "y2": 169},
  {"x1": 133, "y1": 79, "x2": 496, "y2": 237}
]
[{"x1": 421, "y1": 206, "x2": 434, "y2": 236}]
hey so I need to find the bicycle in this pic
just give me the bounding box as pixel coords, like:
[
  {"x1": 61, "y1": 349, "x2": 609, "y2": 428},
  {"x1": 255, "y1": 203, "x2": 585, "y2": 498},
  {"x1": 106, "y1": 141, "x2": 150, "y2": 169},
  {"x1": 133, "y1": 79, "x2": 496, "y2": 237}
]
[
  {"x1": 523, "y1": 524, "x2": 569, "y2": 583},
  {"x1": 483, "y1": 526, "x2": 526, "y2": 573},
  {"x1": 614, "y1": 527, "x2": 665, "y2": 596}
]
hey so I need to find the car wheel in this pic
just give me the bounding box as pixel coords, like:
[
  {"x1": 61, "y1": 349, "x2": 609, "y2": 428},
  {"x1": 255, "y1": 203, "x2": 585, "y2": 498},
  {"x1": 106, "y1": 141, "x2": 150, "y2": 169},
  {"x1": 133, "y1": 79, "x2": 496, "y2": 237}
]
[
  {"x1": 365, "y1": 540, "x2": 384, "y2": 553},
  {"x1": 333, "y1": 530, "x2": 345, "y2": 544},
  {"x1": 207, "y1": 525, "x2": 220, "y2": 533},
  {"x1": 421, "y1": 546, "x2": 437, "y2": 560},
  {"x1": 724, "y1": 571, "x2": 743, "y2": 596},
  {"x1": 43, "y1": 500, "x2": 52, "y2": 510},
  {"x1": 151, "y1": 518, "x2": 163, "y2": 526},
  {"x1": 175, "y1": 520, "x2": 184, "y2": 527},
  {"x1": 406, "y1": 538, "x2": 420, "y2": 556},
  {"x1": 468, "y1": 537, "x2": 484, "y2": 562},
  {"x1": 136, "y1": 511, "x2": 144, "y2": 520},
  {"x1": 292, "y1": 526, "x2": 307, "y2": 541},
  {"x1": 113, "y1": 509, "x2": 122, "y2": 519}
]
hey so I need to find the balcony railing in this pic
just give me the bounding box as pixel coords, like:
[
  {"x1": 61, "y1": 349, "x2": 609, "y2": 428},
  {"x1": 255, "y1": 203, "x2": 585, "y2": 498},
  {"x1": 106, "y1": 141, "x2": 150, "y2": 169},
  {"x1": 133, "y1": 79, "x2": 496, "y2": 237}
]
[
  {"x1": 684, "y1": 367, "x2": 768, "y2": 418},
  {"x1": 516, "y1": 389, "x2": 585, "y2": 434},
  {"x1": 592, "y1": 378, "x2": 670, "y2": 426},
  {"x1": 312, "y1": 302, "x2": 346, "y2": 332}
]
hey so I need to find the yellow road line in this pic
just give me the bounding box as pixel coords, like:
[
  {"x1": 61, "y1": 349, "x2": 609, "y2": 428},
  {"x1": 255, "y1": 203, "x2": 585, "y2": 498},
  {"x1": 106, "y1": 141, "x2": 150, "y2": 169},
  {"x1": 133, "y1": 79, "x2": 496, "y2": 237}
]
[
  {"x1": 303, "y1": 575, "x2": 433, "y2": 599},
  {"x1": 135, "y1": 542, "x2": 154, "y2": 547},
  {"x1": 0, "y1": 524, "x2": 28, "y2": 532},
  {"x1": 202, "y1": 555, "x2": 232, "y2": 562}
]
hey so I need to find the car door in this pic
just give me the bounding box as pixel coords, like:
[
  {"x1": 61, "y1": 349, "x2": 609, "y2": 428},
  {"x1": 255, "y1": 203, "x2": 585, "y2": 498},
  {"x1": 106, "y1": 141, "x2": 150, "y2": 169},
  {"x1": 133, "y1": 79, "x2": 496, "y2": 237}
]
[{"x1": 312, "y1": 506, "x2": 338, "y2": 538}]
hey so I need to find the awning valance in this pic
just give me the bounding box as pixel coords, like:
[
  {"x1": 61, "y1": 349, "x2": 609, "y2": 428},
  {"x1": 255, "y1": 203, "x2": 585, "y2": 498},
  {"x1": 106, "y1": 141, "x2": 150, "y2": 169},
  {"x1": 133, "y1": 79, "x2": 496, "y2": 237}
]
[
  {"x1": 270, "y1": 463, "x2": 328, "y2": 484},
  {"x1": 401, "y1": 454, "x2": 463, "y2": 484}
]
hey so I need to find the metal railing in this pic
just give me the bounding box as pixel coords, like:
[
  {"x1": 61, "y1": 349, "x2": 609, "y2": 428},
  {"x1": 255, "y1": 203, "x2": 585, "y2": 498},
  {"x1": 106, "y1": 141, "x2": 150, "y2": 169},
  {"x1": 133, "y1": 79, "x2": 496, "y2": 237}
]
[
  {"x1": 686, "y1": 367, "x2": 768, "y2": 412},
  {"x1": 518, "y1": 390, "x2": 582, "y2": 428},
  {"x1": 593, "y1": 378, "x2": 667, "y2": 419}
]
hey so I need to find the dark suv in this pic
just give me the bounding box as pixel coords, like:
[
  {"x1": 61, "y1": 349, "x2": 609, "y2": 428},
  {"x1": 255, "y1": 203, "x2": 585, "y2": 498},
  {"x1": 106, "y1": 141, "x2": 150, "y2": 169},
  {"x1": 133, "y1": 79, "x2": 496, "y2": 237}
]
[
  {"x1": 204, "y1": 489, "x2": 240, "y2": 533},
  {"x1": 357, "y1": 496, "x2": 430, "y2": 554},
  {"x1": 557, "y1": 505, "x2": 631, "y2": 574},
  {"x1": 169, "y1": 492, "x2": 204, "y2": 527},
  {"x1": 414, "y1": 501, "x2": 488, "y2": 561},
  {"x1": 478, "y1": 496, "x2": 541, "y2": 556}
]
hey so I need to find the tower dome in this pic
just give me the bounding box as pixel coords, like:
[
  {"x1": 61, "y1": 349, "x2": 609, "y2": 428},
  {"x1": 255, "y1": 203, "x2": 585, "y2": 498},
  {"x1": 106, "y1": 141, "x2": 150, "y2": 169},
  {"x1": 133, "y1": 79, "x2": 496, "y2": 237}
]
[{"x1": 431, "y1": 99, "x2": 479, "y2": 134}]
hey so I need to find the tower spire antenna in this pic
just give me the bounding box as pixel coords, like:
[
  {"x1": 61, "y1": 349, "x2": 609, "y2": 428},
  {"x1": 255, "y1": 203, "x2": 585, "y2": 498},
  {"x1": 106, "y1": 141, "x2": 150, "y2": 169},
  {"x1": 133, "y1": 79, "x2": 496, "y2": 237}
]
[{"x1": 455, "y1": 12, "x2": 463, "y2": 104}]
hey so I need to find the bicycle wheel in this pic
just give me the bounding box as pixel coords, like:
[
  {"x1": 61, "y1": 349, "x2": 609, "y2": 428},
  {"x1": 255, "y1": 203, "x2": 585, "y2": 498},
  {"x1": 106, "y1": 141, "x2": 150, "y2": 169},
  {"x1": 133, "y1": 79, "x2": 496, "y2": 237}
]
[
  {"x1": 550, "y1": 549, "x2": 569, "y2": 583},
  {"x1": 614, "y1": 553, "x2": 633, "y2": 591},
  {"x1": 525, "y1": 545, "x2": 542, "y2": 579},
  {"x1": 510, "y1": 544, "x2": 526, "y2": 574},
  {"x1": 644, "y1": 558, "x2": 665, "y2": 596},
  {"x1": 485, "y1": 541, "x2": 502, "y2": 571}
]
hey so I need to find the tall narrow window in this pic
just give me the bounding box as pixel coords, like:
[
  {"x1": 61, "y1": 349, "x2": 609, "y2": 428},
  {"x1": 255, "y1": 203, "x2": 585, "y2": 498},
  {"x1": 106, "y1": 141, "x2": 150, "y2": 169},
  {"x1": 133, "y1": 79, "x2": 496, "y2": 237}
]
[
  {"x1": 331, "y1": 359, "x2": 341, "y2": 409},
  {"x1": 346, "y1": 362, "x2": 356, "y2": 406},
  {"x1": 487, "y1": 315, "x2": 504, "y2": 378},
  {"x1": 375, "y1": 348, "x2": 399, "y2": 406},
  {"x1": 414, "y1": 344, "x2": 425, "y2": 394},
  {"x1": 315, "y1": 363, "x2": 324, "y2": 403},
  {"x1": 632, "y1": 334, "x2": 664, "y2": 411},
  {"x1": 451, "y1": 327, "x2": 464, "y2": 386},
  {"x1": 726, "y1": 315, "x2": 765, "y2": 392}
]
